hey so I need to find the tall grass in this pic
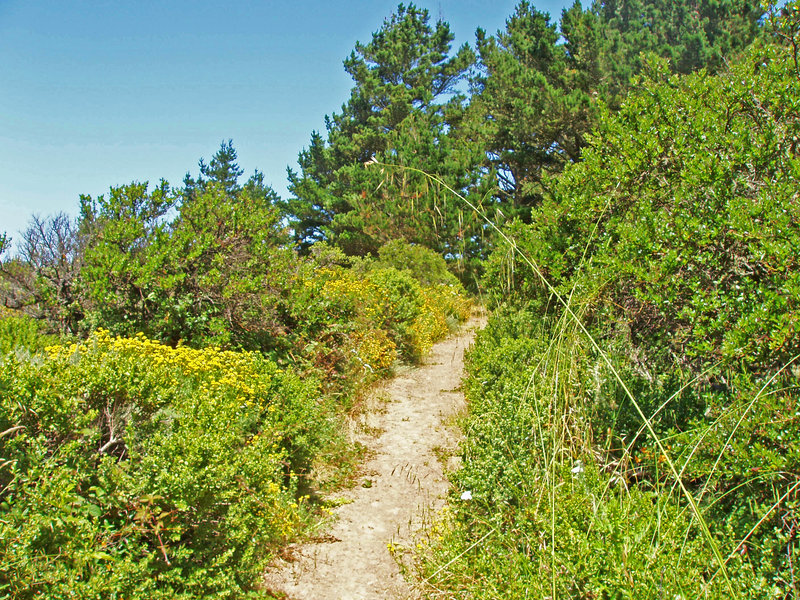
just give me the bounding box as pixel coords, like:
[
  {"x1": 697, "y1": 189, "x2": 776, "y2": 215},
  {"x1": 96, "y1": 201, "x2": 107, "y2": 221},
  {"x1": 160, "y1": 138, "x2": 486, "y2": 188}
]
[{"x1": 371, "y1": 160, "x2": 798, "y2": 598}]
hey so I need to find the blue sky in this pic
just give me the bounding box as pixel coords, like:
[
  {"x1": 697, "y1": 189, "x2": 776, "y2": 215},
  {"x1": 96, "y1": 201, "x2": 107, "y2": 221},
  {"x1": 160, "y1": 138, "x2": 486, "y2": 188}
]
[{"x1": 0, "y1": 0, "x2": 570, "y2": 242}]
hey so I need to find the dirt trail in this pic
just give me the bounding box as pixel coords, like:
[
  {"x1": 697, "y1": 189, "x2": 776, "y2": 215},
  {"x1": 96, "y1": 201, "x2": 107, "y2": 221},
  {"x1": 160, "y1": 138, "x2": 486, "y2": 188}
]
[{"x1": 264, "y1": 315, "x2": 484, "y2": 600}]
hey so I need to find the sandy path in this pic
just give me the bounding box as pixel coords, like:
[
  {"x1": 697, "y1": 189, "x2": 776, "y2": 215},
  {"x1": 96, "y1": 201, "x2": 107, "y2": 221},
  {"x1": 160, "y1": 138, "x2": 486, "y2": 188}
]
[{"x1": 263, "y1": 315, "x2": 483, "y2": 600}]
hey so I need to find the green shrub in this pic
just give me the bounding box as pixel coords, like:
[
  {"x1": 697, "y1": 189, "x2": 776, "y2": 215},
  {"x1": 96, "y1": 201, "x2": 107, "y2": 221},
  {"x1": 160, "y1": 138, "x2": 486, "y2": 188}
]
[
  {"x1": 486, "y1": 42, "x2": 800, "y2": 378},
  {"x1": 374, "y1": 239, "x2": 462, "y2": 287},
  {"x1": 421, "y1": 40, "x2": 800, "y2": 599},
  {"x1": 0, "y1": 309, "x2": 58, "y2": 354},
  {"x1": 417, "y1": 313, "x2": 757, "y2": 598},
  {"x1": 0, "y1": 331, "x2": 330, "y2": 599},
  {"x1": 281, "y1": 260, "x2": 471, "y2": 382}
]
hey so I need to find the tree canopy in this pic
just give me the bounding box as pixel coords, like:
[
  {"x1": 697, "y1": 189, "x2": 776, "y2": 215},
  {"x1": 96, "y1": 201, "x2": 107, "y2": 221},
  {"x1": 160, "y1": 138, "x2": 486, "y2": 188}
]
[{"x1": 283, "y1": 3, "x2": 489, "y2": 272}]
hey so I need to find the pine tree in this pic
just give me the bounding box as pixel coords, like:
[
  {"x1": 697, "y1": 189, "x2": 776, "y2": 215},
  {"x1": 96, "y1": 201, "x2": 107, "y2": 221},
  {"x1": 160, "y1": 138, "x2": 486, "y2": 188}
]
[
  {"x1": 472, "y1": 0, "x2": 766, "y2": 217},
  {"x1": 283, "y1": 3, "x2": 487, "y2": 267},
  {"x1": 469, "y1": 2, "x2": 590, "y2": 215}
]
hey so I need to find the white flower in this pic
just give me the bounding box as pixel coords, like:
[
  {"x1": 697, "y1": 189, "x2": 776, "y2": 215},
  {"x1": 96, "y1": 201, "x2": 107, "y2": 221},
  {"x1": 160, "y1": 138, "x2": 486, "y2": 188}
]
[
  {"x1": 460, "y1": 490, "x2": 473, "y2": 501},
  {"x1": 571, "y1": 460, "x2": 584, "y2": 475}
]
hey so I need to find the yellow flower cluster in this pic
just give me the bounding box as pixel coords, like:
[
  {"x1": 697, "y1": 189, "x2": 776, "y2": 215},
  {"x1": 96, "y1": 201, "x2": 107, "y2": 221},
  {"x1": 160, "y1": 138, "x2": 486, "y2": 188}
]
[
  {"x1": 409, "y1": 286, "x2": 472, "y2": 355},
  {"x1": 320, "y1": 271, "x2": 369, "y2": 298},
  {"x1": 310, "y1": 267, "x2": 471, "y2": 366},
  {"x1": 32, "y1": 326, "x2": 316, "y2": 565},
  {"x1": 408, "y1": 313, "x2": 445, "y2": 356},
  {"x1": 44, "y1": 329, "x2": 278, "y2": 410},
  {"x1": 351, "y1": 329, "x2": 397, "y2": 371},
  {"x1": 320, "y1": 270, "x2": 392, "y2": 321}
]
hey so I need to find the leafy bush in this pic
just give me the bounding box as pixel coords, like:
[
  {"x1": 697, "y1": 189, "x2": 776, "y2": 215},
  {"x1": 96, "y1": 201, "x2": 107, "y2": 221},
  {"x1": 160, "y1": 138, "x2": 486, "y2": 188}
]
[
  {"x1": 0, "y1": 240, "x2": 473, "y2": 598},
  {"x1": 287, "y1": 263, "x2": 471, "y2": 376},
  {"x1": 416, "y1": 312, "x2": 751, "y2": 598},
  {"x1": 0, "y1": 331, "x2": 330, "y2": 599},
  {"x1": 409, "y1": 283, "x2": 472, "y2": 357},
  {"x1": 373, "y1": 239, "x2": 462, "y2": 287},
  {"x1": 419, "y1": 39, "x2": 800, "y2": 599},
  {"x1": 77, "y1": 172, "x2": 290, "y2": 352},
  {"x1": 487, "y1": 41, "x2": 800, "y2": 378},
  {"x1": 0, "y1": 308, "x2": 57, "y2": 354}
]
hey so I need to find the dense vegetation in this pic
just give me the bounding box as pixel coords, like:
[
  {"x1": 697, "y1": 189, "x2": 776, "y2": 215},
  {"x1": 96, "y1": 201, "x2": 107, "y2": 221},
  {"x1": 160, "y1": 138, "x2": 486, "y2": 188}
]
[
  {"x1": 0, "y1": 143, "x2": 471, "y2": 597},
  {"x1": 2, "y1": 0, "x2": 798, "y2": 597},
  {"x1": 415, "y1": 5, "x2": 800, "y2": 599}
]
